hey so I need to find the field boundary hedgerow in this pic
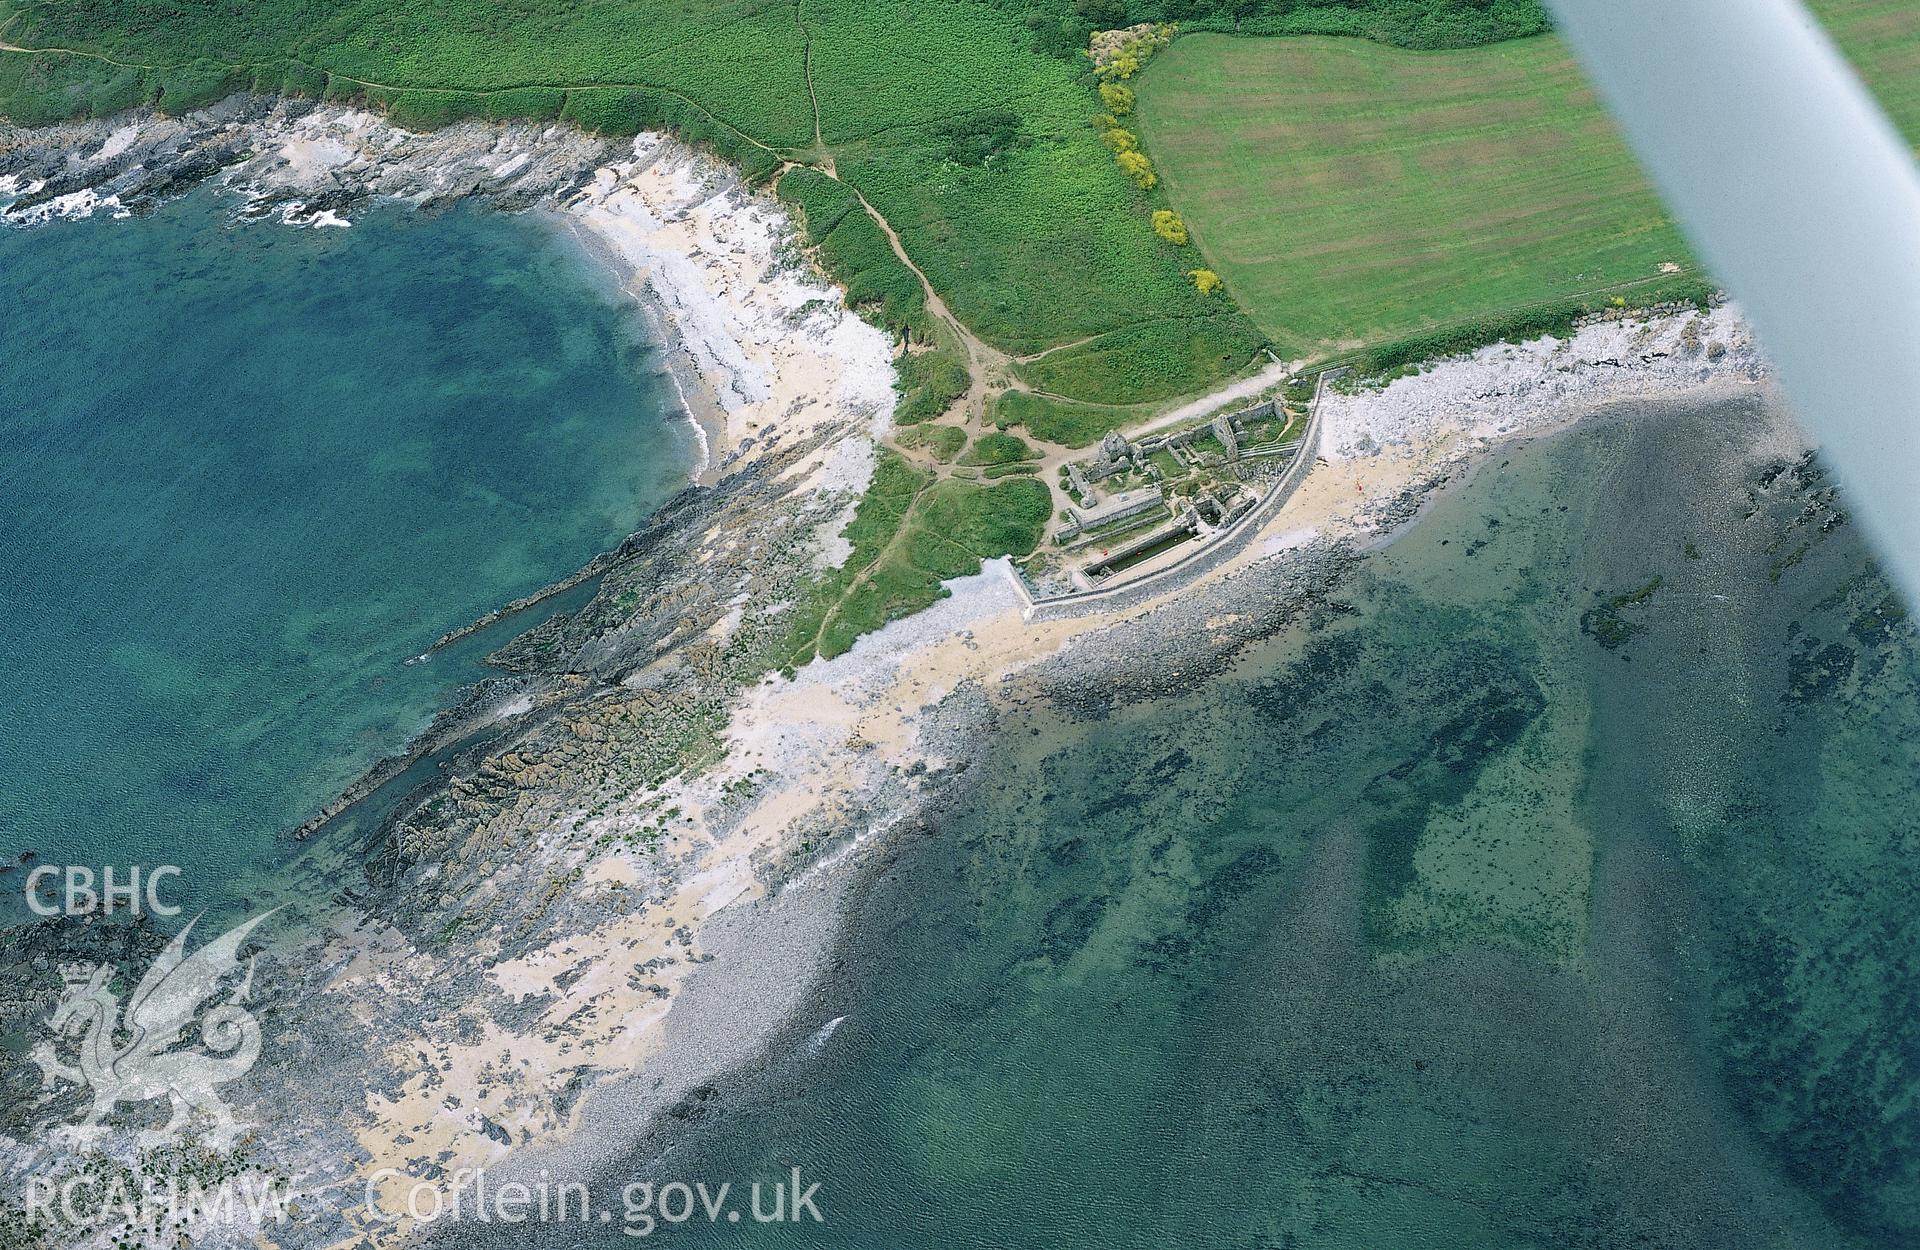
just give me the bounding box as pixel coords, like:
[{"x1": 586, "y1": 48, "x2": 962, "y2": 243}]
[{"x1": 0, "y1": 40, "x2": 795, "y2": 174}]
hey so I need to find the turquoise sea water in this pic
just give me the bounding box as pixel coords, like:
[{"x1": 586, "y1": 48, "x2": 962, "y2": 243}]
[
  {"x1": 460, "y1": 396, "x2": 1919, "y2": 1249},
  {"x1": 0, "y1": 191, "x2": 694, "y2": 922}
]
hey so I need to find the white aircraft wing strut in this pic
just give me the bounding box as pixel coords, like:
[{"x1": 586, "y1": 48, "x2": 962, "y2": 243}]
[{"x1": 1549, "y1": 0, "x2": 1920, "y2": 596}]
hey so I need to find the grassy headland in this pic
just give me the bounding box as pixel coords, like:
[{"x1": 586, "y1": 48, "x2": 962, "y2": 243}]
[{"x1": 770, "y1": 451, "x2": 1051, "y2": 666}]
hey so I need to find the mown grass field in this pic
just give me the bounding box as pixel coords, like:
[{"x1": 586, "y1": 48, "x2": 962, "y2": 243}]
[{"x1": 1133, "y1": 0, "x2": 1920, "y2": 359}]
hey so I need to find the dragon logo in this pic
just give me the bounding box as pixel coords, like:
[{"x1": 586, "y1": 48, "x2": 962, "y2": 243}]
[{"x1": 30, "y1": 910, "x2": 277, "y2": 1144}]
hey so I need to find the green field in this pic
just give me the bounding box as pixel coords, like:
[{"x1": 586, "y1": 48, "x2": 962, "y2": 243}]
[
  {"x1": 1134, "y1": 0, "x2": 1920, "y2": 359},
  {"x1": 989, "y1": 390, "x2": 1143, "y2": 449},
  {"x1": 1134, "y1": 32, "x2": 1691, "y2": 356}
]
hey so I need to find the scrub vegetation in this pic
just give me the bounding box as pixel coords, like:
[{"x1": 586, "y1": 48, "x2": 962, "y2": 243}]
[{"x1": 777, "y1": 167, "x2": 931, "y2": 343}]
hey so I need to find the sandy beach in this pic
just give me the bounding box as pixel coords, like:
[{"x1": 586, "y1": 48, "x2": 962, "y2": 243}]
[{"x1": 559, "y1": 134, "x2": 897, "y2": 487}]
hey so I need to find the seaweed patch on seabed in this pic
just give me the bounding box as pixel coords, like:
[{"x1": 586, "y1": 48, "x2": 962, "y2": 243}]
[
  {"x1": 1780, "y1": 566, "x2": 1912, "y2": 705},
  {"x1": 1744, "y1": 450, "x2": 1852, "y2": 581},
  {"x1": 1724, "y1": 447, "x2": 1904, "y2": 709},
  {"x1": 1686, "y1": 554, "x2": 1920, "y2": 1241},
  {"x1": 1580, "y1": 574, "x2": 1665, "y2": 650},
  {"x1": 1356, "y1": 648, "x2": 1550, "y2": 905}
]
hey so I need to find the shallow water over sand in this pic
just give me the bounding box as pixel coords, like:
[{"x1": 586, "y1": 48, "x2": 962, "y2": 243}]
[
  {"x1": 0, "y1": 190, "x2": 695, "y2": 922},
  {"x1": 471, "y1": 395, "x2": 1920, "y2": 1248}
]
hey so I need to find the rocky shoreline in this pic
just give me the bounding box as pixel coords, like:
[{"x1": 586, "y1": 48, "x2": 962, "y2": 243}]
[
  {"x1": 0, "y1": 95, "x2": 612, "y2": 224},
  {"x1": 0, "y1": 95, "x2": 909, "y2": 1249},
  {"x1": 0, "y1": 93, "x2": 1781, "y2": 1250}
]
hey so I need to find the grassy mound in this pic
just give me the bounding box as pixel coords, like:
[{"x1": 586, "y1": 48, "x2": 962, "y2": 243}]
[
  {"x1": 959, "y1": 431, "x2": 1036, "y2": 466},
  {"x1": 896, "y1": 424, "x2": 967, "y2": 463}
]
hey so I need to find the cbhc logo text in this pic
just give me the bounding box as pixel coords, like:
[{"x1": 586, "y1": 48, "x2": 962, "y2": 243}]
[{"x1": 25, "y1": 865, "x2": 182, "y2": 917}]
